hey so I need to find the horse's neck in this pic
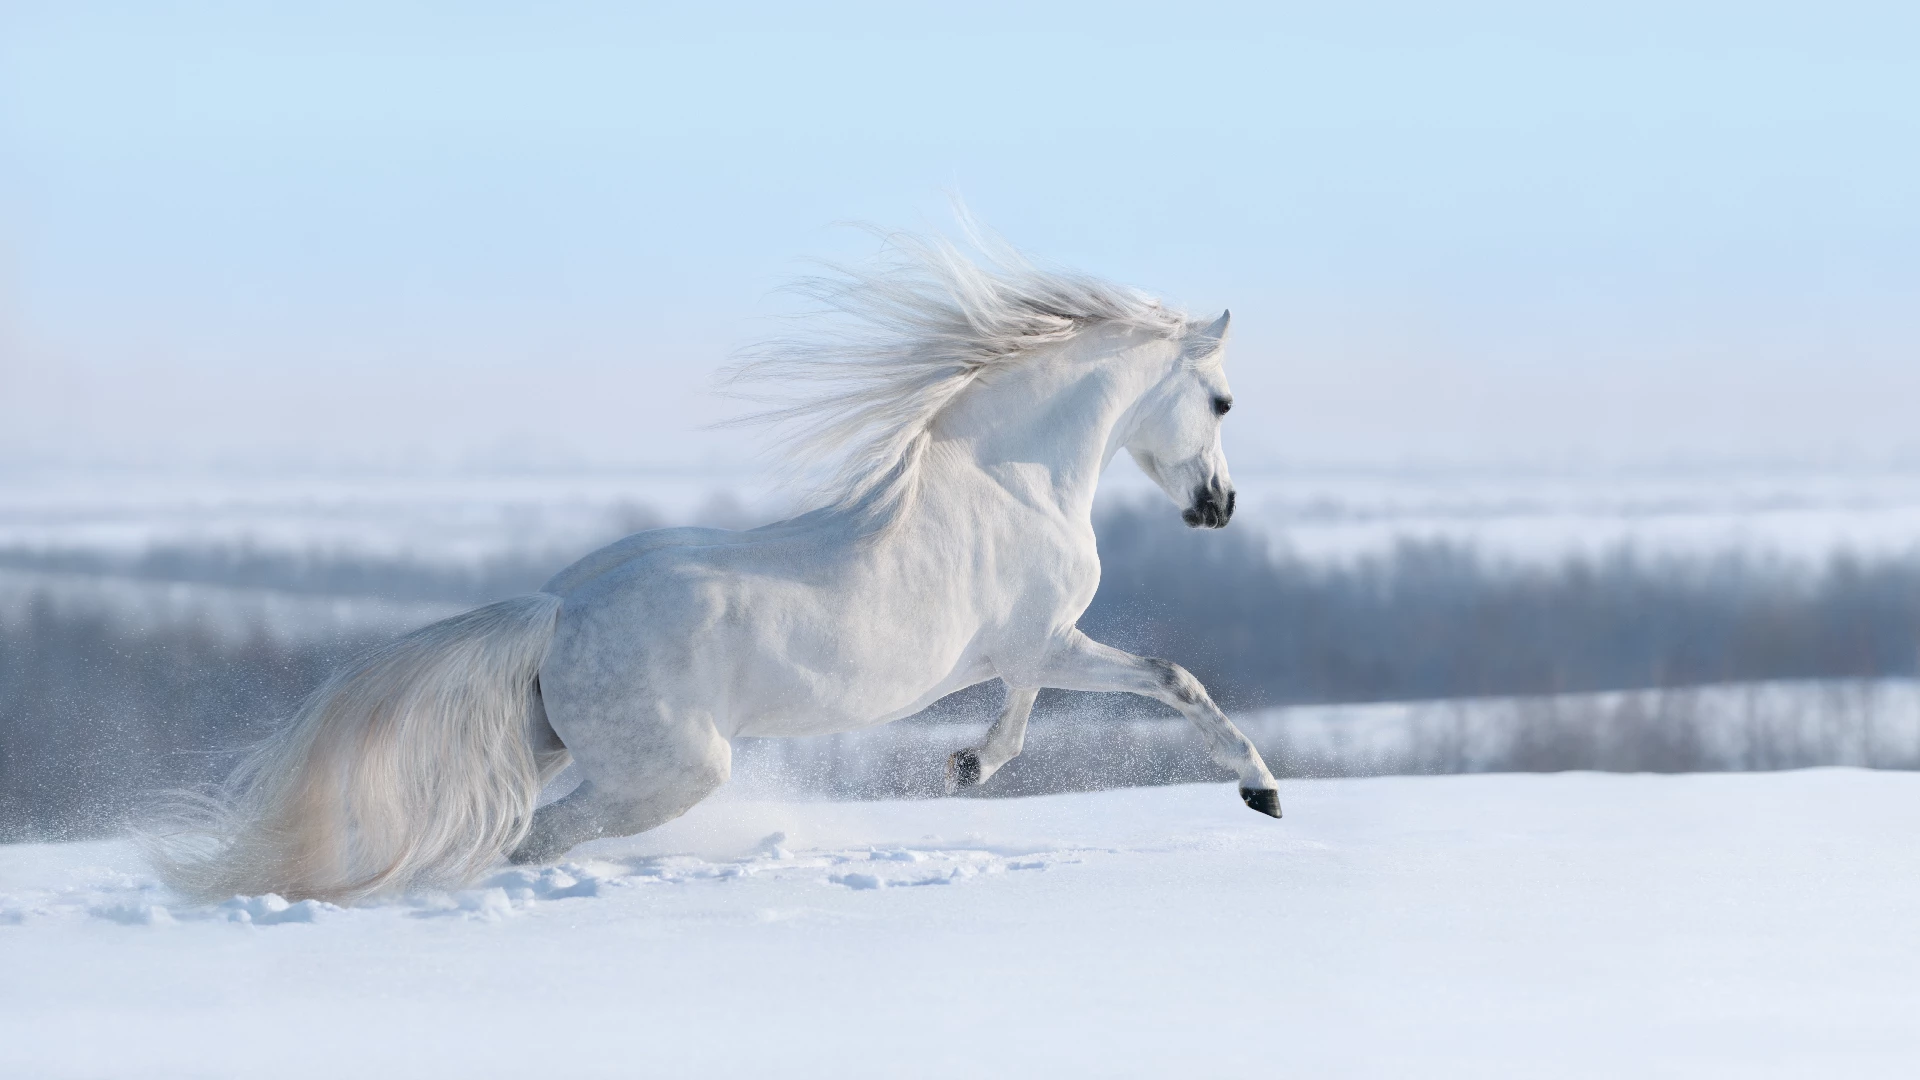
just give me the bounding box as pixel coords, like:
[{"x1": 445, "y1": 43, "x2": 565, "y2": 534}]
[{"x1": 927, "y1": 333, "x2": 1164, "y2": 525}]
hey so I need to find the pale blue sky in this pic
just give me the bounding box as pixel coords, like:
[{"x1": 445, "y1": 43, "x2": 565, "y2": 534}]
[{"x1": 3, "y1": 2, "x2": 1916, "y2": 470}]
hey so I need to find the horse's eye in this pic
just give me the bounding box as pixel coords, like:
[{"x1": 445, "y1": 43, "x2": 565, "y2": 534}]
[{"x1": 1212, "y1": 396, "x2": 1233, "y2": 417}]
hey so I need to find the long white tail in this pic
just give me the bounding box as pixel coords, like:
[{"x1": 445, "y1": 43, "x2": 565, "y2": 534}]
[{"x1": 148, "y1": 594, "x2": 567, "y2": 904}]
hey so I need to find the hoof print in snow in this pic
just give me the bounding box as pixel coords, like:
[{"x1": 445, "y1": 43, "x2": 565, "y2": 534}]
[
  {"x1": 946, "y1": 748, "x2": 982, "y2": 791},
  {"x1": 1239, "y1": 787, "x2": 1282, "y2": 818}
]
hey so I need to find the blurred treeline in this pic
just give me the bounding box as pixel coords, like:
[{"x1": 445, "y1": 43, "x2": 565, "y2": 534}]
[
  {"x1": 1086, "y1": 503, "x2": 1920, "y2": 709},
  {"x1": 4, "y1": 502, "x2": 1920, "y2": 838},
  {"x1": 0, "y1": 602, "x2": 364, "y2": 841}
]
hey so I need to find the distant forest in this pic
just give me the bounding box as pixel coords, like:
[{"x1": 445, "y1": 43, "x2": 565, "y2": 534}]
[
  {"x1": 1084, "y1": 503, "x2": 1920, "y2": 709},
  {"x1": 4, "y1": 502, "x2": 1920, "y2": 838}
]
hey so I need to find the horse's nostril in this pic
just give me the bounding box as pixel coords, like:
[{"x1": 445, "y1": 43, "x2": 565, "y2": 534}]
[{"x1": 1187, "y1": 485, "x2": 1236, "y2": 528}]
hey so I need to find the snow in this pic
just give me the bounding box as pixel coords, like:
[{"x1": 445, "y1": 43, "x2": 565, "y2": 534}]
[
  {"x1": 5, "y1": 770, "x2": 1919, "y2": 1078},
  {"x1": 0, "y1": 464, "x2": 789, "y2": 563},
  {"x1": 0, "y1": 566, "x2": 463, "y2": 643},
  {"x1": 10, "y1": 461, "x2": 1920, "y2": 568}
]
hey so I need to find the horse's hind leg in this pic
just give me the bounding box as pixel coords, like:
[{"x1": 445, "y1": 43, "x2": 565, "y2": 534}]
[
  {"x1": 509, "y1": 710, "x2": 731, "y2": 865},
  {"x1": 946, "y1": 684, "x2": 1037, "y2": 792}
]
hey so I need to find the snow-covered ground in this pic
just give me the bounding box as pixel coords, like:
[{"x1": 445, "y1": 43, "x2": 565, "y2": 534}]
[
  {"x1": 5, "y1": 771, "x2": 1918, "y2": 1078},
  {"x1": 9, "y1": 461, "x2": 1920, "y2": 566},
  {"x1": 0, "y1": 566, "x2": 465, "y2": 642}
]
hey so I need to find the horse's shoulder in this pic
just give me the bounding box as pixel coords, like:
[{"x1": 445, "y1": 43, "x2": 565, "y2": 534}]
[{"x1": 962, "y1": 499, "x2": 1101, "y2": 612}]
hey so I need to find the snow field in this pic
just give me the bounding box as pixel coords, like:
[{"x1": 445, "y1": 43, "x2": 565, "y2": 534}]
[
  {"x1": 3, "y1": 769, "x2": 1919, "y2": 1078},
  {"x1": 13, "y1": 463, "x2": 1920, "y2": 568}
]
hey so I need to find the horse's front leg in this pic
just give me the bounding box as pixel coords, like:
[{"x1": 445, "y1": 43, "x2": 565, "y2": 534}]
[
  {"x1": 945, "y1": 683, "x2": 1038, "y2": 793},
  {"x1": 1039, "y1": 629, "x2": 1281, "y2": 817}
]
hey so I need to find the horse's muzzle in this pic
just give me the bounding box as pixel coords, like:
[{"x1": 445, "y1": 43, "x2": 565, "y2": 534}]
[{"x1": 1182, "y1": 485, "x2": 1236, "y2": 529}]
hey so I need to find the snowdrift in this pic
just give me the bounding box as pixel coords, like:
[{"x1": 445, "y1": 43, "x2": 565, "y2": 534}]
[{"x1": 4, "y1": 770, "x2": 1918, "y2": 1078}]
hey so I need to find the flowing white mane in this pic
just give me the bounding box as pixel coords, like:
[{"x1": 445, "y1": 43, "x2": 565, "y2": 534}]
[{"x1": 728, "y1": 226, "x2": 1194, "y2": 517}]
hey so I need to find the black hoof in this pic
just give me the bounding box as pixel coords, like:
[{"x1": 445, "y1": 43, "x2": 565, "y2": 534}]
[
  {"x1": 1240, "y1": 787, "x2": 1282, "y2": 818},
  {"x1": 948, "y1": 748, "x2": 982, "y2": 790}
]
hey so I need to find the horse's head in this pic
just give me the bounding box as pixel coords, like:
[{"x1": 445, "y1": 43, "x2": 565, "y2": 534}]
[{"x1": 1125, "y1": 310, "x2": 1236, "y2": 529}]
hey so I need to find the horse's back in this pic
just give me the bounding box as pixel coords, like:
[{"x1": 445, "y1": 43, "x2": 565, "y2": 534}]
[{"x1": 544, "y1": 524, "x2": 753, "y2": 595}]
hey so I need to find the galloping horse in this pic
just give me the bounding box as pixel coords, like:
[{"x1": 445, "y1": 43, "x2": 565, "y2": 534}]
[{"x1": 155, "y1": 229, "x2": 1282, "y2": 903}]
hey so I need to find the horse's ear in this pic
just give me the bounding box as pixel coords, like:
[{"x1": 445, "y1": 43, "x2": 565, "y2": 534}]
[{"x1": 1189, "y1": 310, "x2": 1230, "y2": 358}]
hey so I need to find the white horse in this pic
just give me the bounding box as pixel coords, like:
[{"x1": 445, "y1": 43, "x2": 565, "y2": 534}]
[{"x1": 153, "y1": 229, "x2": 1281, "y2": 903}]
